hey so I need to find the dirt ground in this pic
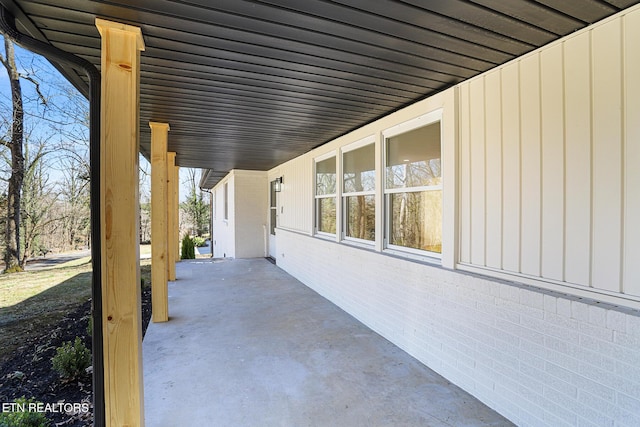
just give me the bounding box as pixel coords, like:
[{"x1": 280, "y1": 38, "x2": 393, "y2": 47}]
[{"x1": 0, "y1": 268, "x2": 152, "y2": 426}]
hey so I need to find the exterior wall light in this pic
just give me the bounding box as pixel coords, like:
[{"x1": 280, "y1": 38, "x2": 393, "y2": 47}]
[{"x1": 274, "y1": 176, "x2": 283, "y2": 192}]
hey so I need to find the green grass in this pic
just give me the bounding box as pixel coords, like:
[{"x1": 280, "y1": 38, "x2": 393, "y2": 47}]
[
  {"x1": 0, "y1": 256, "x2": 152, "y2": 366},
  {"x1": 0, "y1": 262, "x2": 92, "y2": 365}
]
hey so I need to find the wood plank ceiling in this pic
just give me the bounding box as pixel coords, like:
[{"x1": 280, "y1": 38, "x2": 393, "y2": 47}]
[{"x1": 1, "y1": 0, "x2": 637, "y2": 187}]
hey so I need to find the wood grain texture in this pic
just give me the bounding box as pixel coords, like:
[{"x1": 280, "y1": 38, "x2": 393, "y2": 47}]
[
  {"x1": 96, "y1": 17, "x2": 145, "y2": 427},
  {"x1": 150, "y1": 122, "x2": 170, "y2": 322},
  {"x1": 167, "y1": 152, "x2": 177, "y2": 281}
]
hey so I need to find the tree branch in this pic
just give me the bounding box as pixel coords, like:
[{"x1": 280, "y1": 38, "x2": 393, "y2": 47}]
[{"x1": 19, "y1": 74, "x2": 48, "y2": 107}]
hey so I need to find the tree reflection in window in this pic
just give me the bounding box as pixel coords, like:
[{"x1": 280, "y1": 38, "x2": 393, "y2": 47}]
[
  {"x1": 315, "y1": 156, "x2": 336, "y2": 234},
  {"x1": 343, "y1": 143, "x2": 375, "y2": 241},
  {"x1": 385, "y1": 122, "x2": 441, "y2": 253}
]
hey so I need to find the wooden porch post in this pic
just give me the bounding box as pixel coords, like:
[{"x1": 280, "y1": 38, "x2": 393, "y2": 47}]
[
  {"x1": 167, "y1": 152, "x2": 177, "y2": 281},
  {"x1": 150, "y1": 122, "x2": 170, "y2": 322},
  {"x1": 175, "y1": 165, "x2": 181, "y2": 262},
  {"x1": 95, "y1": 18, "x2": 145, "y2": 427}
]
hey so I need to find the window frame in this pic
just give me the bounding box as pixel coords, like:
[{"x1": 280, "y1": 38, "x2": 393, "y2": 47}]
[
  {"x1": 341, "y1": 135, "x2": 376, "y2": 245},
  {"x1": 314, "y1": 151, "x2": 337, "y2": 237},
  {"x1": 382, "y1": 110, "x2": 443, "y2": 259},
  {"x1": 223, "y1": 182, "x2": 229, "y2": 221},
  {"x1": 269, "y1": 179, "x2": 277, "y2": 236}
]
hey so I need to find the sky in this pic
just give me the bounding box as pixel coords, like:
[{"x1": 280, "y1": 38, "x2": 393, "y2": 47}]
[{"x1": 0, "y1": 35, "x2": 198, "y2": 203}]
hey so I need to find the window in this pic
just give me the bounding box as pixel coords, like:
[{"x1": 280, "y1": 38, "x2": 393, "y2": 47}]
[
  {"x1": 315, "y1": 155, "x2": 336, "y2": 234},
  {"x1": 269, "y1": 180, "x2": 277, "y2": 235},
  {"x1": 213, "y1": 192, "x2": 217, "y2": 220},
  {"x1": 384, "y1": 120, "x2": 442, "y2": 254},
  {"x1": 223, "y1": 182, "x2": 229, "y2": 220},
  {"x1": 342, "y1": 141, "x2": 375, "y2": 242}
]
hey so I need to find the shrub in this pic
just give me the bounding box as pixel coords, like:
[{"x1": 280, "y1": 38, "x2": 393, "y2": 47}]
[
  {"x1": 181, "y1": 234, "x2": 195, "y2": 259},
  {"x1": 192, "y1": 236, "x2": 206, "y2": 247},
  {"x1": 51, "y1": 337, "x2": 91, "y2": 380},
  {"x1": 0, "y1": 396, "x2": 50, "y2": 427},
  {"x1": 86, "y1": 316, "x2": 93, "y2": 338},
  {"x1": 3, "y1": 265, "x2": 23, "y2": 274}
]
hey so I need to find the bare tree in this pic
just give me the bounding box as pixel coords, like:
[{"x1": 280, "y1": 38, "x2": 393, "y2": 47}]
[
  {"x1": 58, "y1": 155, "x2": 90, "y2": 250},
  {"x1": 0, "y1": 35, "x2": 91, "y2": 269},
  {"x1": 181, "y1": 168, "x2": 209, "y2": 237},
  {"x1": 21, "y1": 137, "x2": 57, "y2": 263},
  {"x1": 0, "y1": 37, "x2": 26, "y2": 270}
]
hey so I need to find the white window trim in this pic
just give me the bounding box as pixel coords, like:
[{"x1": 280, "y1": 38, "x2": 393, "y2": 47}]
[
  {"x1": 382, "y1": 109, "x2": 442, "y2": 140},
  {"x1": 341, "y1": 138, "x2": 376, "y2": 245},
  {"x1": 314, "y1": 152, "x2": 337, "y2": 236},
  {"x1": 382, "y1": 111, "x2": 443, "y2": 259},
  {"x1": 341, "y1": 134, "x2": 376, "y2": 153},
  {"x1": 223, "y1": 181, "x2": 229, "y2": 222},
  {"x1": 385, "y1": 185, "x2": 442, "y2": 194},
  {"x1": 314, "y1": 150, "x2": 337, "y2": 163}
]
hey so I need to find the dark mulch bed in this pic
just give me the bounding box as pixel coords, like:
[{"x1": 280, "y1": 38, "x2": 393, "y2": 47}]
[{"x1": 0, "y1": 287, "x2": 152, "y2": 426}]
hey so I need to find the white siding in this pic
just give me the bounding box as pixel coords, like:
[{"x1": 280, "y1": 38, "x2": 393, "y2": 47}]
[
  {"x1": 591, "y1": 19, "x2": 623, "y2": 293},
  {"x1": 519, "y1": 54, "x2": 542, "y2": 278},
  {"x1": 211, "y1": 175, "x2": 234, "y2": 258},
  {"x1": 540, "y1": 44, "x2": 564, "y2": 282},
  {"x1": 469, "y1": 78, "x2": 486, "y2": 267},
  {"x1": 624, "y1": 10, "x2": 640, "y2": 296},
  {"x1": 501, "y1": 64, "x2": 520, "y2": 274},
  {"x1": 234, "y1": 171, "x2": 268, "y2": 258},
  {"x1": 210, "y1": 170, "x2": 267, "y2": 258},
  {"x1": 485, "y1": 70, "x2": 502, "y2": 270},
  {"x1": 458, "y1": 8, "x2": 640, "y2": 298},
  {"x1": 271, "y1": 156, "x2": 313, "y2": 234},
  {"x1": 563, "y1": 34, "x2": 591, "y2": 287}
]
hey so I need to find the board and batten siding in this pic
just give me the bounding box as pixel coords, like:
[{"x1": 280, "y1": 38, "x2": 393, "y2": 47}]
[
  {"x1": 458, "y1": 8, "x2": 640, "y2": 299},
  {"x1": 270, "y1": 154, "x2": 314, "y2": 235}
]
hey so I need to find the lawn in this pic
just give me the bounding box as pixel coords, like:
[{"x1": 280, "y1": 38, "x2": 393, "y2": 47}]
[
  {"x1": 0, "y1": 255, "x2": 153, "y2": 426},
  {"x1": 0, "y1": 261, "x2": 92, "y2": 366},
  {"x1": 0, "y1": 256, "x2": 152, "y2": 366}
]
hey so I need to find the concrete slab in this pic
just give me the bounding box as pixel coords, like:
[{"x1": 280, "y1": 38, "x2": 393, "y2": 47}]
[{"x1": 143, "y1": 258, "x2": 513, "y2": 427}]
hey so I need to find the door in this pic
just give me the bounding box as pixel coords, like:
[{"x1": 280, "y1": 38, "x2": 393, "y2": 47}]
[{"x1": 268, "y1": 180, "x2": 278, "y2": 259}]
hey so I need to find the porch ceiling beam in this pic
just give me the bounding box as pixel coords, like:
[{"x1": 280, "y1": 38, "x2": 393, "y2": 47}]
[
  {"x1": 150, "y1": 121, "x2": 170, "y2": 323},
  {"x1": 95, "y1": 17, "x2": 145, "y2": 427}
]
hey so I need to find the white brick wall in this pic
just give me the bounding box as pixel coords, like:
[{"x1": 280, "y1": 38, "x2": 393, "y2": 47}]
[{"x1": 276, "y1": 229, "x2": 640, "y2": 427}]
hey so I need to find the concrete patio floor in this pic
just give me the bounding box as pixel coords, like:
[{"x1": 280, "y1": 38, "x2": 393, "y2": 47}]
[{"x1": 143, "y1": 258, "x2": 514, "y2": 427}]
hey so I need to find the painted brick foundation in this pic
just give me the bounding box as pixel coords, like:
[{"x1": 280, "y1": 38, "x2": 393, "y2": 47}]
[{"x1": 276, "y1": 229, "x2": 640, "y2": 427}]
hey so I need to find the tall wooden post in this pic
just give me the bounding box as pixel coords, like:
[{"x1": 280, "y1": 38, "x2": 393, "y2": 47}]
[
  {"x1": 95, "y1": 18, "x2": 145, "y2": 427},
  {"x1": 175, "y1": 165, "x2": 181, "y2": 262},
  {"x1": 167, "y1": 152, "x2": 177, "y2": 281},
  {"x1": 150, "y1": 122, "x2": 170, "y2": 322}
]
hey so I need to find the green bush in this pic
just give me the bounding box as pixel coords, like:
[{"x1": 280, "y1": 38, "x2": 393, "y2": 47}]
[
  {"x1": 192, "y1": 236, "x2": 206, "y2": 247},
  {"x1": 86, "y1": 316, "x2": 93, "y2": 338},
  {"x1": 3, "y1": 265, "x2": 23, "y2": 274},
  {"x1": 51, "y1": 337, "x2": 91, "y2": 380},
  {"x1": 0, "y1": 396, "x2": 50, "y2": 427},
  {"x1": 181, "y1": 234, "x2": 195, "y2": 259}
]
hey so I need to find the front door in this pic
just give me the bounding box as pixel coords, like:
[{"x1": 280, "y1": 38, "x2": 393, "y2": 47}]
[{"x1": 268, "y1": 180, "x2": 278, "y2": 259}]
